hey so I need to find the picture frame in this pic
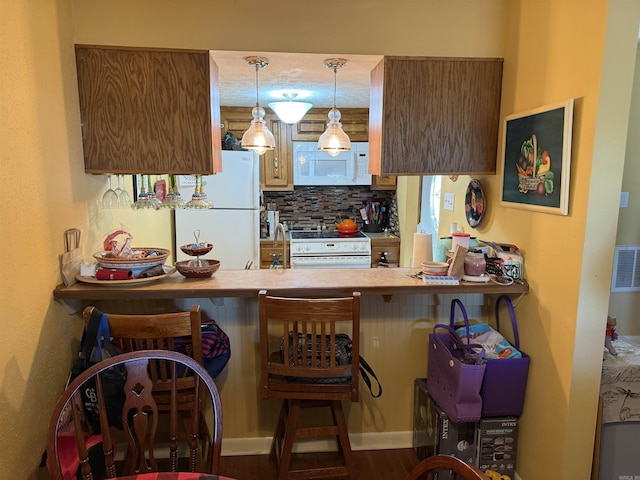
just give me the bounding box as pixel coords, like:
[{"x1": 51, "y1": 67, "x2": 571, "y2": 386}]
[{"x1": 500, "y1": 99, "x2": 574, "y2": 215}]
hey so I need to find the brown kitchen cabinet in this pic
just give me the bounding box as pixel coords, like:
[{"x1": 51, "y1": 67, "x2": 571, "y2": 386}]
[
  {"x1": 75, "y1": 45, "x2": 222, "y2": 174},
  {"x1": 291, "y1": 108, "x2": 369, "y2": 142},
  {"x1": 220, "y1": 107, "x2": 293, "y2": 191},
  {"x1": 371, "y1": 174, "x2": 397, "y2": 190},
  {"x1": 259, "y1": 240, "x2": 289, "y2": 269},
  {"x1": 369, "y1": 56, "x2": 503, "y2": 176},
  {"x1": 370, "y1": 236, "x2": 401, "y2": 268}
]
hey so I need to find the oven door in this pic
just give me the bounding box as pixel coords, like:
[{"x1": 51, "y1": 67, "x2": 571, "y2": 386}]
[{"x1": 290, "y1": 255, "x2": 371, "y2": 269}]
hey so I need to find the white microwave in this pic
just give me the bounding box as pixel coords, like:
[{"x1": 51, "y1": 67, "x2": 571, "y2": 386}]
[{"x1": 293, "y1": 142, "x2": 371, "y2": 186}]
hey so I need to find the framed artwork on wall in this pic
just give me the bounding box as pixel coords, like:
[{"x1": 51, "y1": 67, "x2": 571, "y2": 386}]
[{"x1": 500, "y1": 99, "x2": 574, "y2": 215}]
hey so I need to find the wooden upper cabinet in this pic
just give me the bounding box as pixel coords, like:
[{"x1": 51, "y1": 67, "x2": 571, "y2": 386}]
[
  {"x1": 369, "y1": 56, "x2": 503, "y2": 176},
  {"x1": 219, "y1": 106, "x2": 292, "y2": 191},
  {"x1": 262, "y1": 113, "x2": 293, "y2": 190},
  {"x1": 75, "y1": 45, "x2": 221, "y2": 175},
  {"x1": 371, "y1": 174, "x2": 397, "y2": 190},
  {"x1": 292, "y1": 108, "x2": 369, "y2": 142}
]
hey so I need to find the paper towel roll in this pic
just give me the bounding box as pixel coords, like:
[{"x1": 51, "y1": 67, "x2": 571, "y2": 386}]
[{"x1": 412, "y1": 233, "x2": 433, "y2": 268}]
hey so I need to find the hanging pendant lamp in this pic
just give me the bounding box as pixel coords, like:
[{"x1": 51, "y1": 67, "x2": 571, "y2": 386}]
[
  {"x1": 317, "y1": 58, "x2": 351, "y2": 157},
  {"x1": 268, "y1": 92, "x2": 313, "y2": 124},
  {"x1": 241, "y1": 56, "x2": 276, "y2": 156}
]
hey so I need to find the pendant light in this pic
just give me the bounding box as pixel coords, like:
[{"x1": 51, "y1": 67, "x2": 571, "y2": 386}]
[
  {"x1": 241, "y1": 56, "x2": 276, "y2": 156},
  {"x1": 317, "y1": 58, "x2": 351, "y2": 157},
  {"x1": 268, "y1": 92, "x2": 313, "y2": 124}
]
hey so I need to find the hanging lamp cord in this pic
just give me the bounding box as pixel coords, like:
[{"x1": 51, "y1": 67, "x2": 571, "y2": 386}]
[
  {"x1": 254, "y1": 64, "x2": 260, "y2": 107},
  {"x1": 332, "y1": 66, "x2": 337, "y2": 109}
]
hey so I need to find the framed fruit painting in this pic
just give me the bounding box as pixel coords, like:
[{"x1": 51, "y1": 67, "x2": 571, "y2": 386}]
[{"x1": 500, "y1": 99, "x2": 573, "y2": 215}]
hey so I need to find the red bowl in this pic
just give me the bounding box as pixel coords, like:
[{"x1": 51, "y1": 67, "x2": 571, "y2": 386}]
[{"x1": 336, "y1": 225, "x2": 358, "y2": 233}]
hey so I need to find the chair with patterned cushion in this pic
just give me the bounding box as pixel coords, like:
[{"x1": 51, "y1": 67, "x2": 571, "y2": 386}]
[
  {"x1": 46, "y1": 350, "x2": 223, "y2": 479},
  {"x1": 258, "y1": 289, "x2": 361, "y2": 480}
]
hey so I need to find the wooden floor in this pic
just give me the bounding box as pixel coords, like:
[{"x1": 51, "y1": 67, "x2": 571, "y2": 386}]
[{"x1": 219, "y1": 449, "x2": 421, "y2": 480}]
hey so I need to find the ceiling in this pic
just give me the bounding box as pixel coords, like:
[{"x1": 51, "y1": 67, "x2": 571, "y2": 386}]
[{"x1": 211, "y1": 51, "x2": 383, "y2": 110}]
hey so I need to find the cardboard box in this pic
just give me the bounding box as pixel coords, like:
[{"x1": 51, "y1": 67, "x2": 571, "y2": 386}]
[
  {"x1": 476, "y1": 417, "x2": 519, "y2": 480},
  {"x1": 413, "y1": 378, "x2": 478, "y2": 478}
]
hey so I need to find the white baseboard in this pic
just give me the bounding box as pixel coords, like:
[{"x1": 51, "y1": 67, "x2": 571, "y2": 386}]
[{"x1": 221, "y1": 431, "x2": 414, "y2": 456}]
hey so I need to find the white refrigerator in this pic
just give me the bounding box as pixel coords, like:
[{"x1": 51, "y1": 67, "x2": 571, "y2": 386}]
[{"x1": 174, "y1": 150, "x2": 261, "y2": 270}]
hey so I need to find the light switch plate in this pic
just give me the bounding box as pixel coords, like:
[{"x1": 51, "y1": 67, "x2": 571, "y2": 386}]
[
  {"x1": 620, "y1": 191, "x2": 629, "y2": 208},
  {"x1": 444, "y1": 193, "x2": 455, "y2": 211}
]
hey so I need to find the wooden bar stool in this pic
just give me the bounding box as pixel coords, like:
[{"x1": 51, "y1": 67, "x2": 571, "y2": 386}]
[{"x1": 258, "y1": 290, "x2": 361, "y2": 480}]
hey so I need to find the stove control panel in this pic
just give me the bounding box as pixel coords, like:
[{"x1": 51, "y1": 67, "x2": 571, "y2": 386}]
[{"x1": 290, "y1": 240, "x2": 371, "y2": 256}]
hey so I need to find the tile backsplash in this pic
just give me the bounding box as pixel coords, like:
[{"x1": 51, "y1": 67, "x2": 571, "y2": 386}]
[{"x1": 263, "y1": 186, "x2": 398, "y2": 236}]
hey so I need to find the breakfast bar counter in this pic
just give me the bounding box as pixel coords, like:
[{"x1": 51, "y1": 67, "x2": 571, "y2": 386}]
[{"x1": 53, "y1": 268, "x2": 528, "y2": 301}]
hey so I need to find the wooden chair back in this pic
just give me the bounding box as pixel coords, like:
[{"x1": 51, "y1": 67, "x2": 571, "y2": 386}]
[
  {"x1": 258, "y1": 290, "x2": 361, "y2": 403},
  {"x1": 46, "y1": 350, "x2": 223, "y2": 479},
  {"x1": 82, "y1": 306, "x2": 204, "y2": 405},
  {"x1": 406, "y1": 455, "x2": 491, "y2": 480},
  {"x1": 83, "y1": 305, "x2": 203, "y2": 364}
]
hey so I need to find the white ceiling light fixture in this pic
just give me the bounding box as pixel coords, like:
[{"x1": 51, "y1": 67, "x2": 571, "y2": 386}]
[
  {"x1": 268, "y1": 92, "x2": 313, "y2": 124},
  {"x1": 241, "y1": 56, "x2": 276, "y2": 156},
  {"x1": 317, "y1": 58, "x2": 351, "y2": 157}
]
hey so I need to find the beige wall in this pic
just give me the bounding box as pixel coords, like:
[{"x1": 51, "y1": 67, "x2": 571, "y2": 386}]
[
  {"x1": 2, "y1": 1, "x2": 87, "y2": 478},
  {"x1": 2, "y1": 0, "x2": 637, "y2": 479},
  {"x1": 609, "y1": 46, "x2": 640, "y2": 335},
  {"x1": 497, "y1": 2, "x2": 638, "y2": 479}
]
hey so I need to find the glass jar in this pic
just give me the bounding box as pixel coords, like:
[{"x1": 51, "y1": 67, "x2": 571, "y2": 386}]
[{"x1": 464, "y1": 252, "x2": 486, "y2": 276}]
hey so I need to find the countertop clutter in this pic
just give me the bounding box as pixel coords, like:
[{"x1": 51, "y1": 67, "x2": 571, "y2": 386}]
[{"x1": 53, "y1": 267, "x2": 528, "y2": 301}]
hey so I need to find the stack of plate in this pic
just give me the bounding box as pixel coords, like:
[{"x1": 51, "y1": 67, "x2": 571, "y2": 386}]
[{"x1": 93, "y1": 247, "x2": 170, "y2": 277}]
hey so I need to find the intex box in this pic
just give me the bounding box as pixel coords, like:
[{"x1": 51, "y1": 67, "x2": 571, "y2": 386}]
[
  {"x1": 413, "y1": 378, "x2": 478, "y2": 478},
  {"x1": 476, "y1": 417, "x2": 519, "y2": 480}
]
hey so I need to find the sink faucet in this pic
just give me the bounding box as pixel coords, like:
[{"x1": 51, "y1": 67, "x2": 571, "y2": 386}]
[{"x1": 274, "y1": 223, "x2": 287, "y2": 269}]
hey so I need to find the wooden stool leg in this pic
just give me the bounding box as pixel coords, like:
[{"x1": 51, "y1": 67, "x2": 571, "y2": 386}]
[
  {"x1": 271, "y1": 400, "x2": 288, "y2": 463},
  {"x1": 278, "y1": 399, "x2": 301, "y2": 480},
  {"x1": 331, "y1": 400, "x2": 354, "y2": 477}
]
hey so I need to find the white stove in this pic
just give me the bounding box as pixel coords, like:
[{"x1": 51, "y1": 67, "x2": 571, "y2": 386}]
[{"x1": 289, "y1": 230, "x2": 371, "y2": 269}]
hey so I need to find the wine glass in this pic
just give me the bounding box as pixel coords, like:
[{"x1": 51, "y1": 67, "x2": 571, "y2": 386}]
[
  {"x1": 132, "y1": 174, "x2": 152, "y2": 209},
  {"x1": 101, "y1": 175, "x2": 119, "y2": 209},
  {"x1": 162, "y1": 175, "x2": 186, "y2": 209},
  {"x1": 114, "y1": 174, "x2": 132, "y2": 209},
  {"x1": 143, "y1": 175, "x2": 163, "y2": 209},
  {"x1": 185, "y1": 175, "x2": 213, "y2": 209}
]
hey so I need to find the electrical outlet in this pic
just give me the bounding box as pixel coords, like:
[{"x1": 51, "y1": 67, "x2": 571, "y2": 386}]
[
  {"x1": 620, "y1": 191, "x2": 629, "y2": 208},
  {"x1": 372, "y1": 336, "x2": 380, "y2": 349},
  {"x1": 444, "y1": 193, "x2": 455, "y2": 211}
]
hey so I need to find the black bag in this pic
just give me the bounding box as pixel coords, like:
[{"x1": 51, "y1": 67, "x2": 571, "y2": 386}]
[
  {"x1": 281, "y1": 332, "x2": 382, "y2": 398},
  {"x1": 70, "y1": 308, "x2": 126, "y2": 432}
]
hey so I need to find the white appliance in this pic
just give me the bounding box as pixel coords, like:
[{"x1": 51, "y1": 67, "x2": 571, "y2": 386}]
[
  {"x1": 174, "y1": 151, "x2": 260, "y2": 270},
  {"x1": 293, "y1": 142, "x2": 371, "y2": 186},
  {"x1": 289, "y1": 230, "x2": 371, "y2": 269}
]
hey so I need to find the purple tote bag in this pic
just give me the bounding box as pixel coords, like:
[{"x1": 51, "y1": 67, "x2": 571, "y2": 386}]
[
  {"x1": 427, "y1": 317, "x2": 486, "y2": 422},
  {"x1": 480, "y1": 295, "x2": 530, "y2": 416}
]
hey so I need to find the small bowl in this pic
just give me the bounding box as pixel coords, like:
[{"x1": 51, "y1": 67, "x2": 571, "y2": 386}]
[
  {"x1": 175, "y1": 259, "x2": 220, "y2": 278},
  {"x1": 180, "y1": 243, "x2": 213, "y2": 257},
  {"x1": 421, "y1": 261, "x2": 450, "y2": 275}
]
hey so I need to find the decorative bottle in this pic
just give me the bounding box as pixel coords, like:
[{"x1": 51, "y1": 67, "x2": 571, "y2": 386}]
[{"x1": 270, "y1": 253, "x2": 284, "y2": 269}]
